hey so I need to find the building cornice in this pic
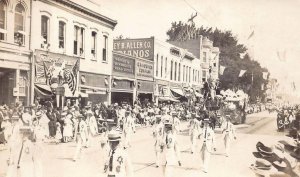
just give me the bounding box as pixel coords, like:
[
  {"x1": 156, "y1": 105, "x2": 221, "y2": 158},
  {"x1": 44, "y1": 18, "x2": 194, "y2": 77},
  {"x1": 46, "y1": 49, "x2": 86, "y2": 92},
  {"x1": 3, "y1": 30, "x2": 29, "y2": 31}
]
[{"x1": 38, "y1": 0, "x2": 117, "y2": 29}]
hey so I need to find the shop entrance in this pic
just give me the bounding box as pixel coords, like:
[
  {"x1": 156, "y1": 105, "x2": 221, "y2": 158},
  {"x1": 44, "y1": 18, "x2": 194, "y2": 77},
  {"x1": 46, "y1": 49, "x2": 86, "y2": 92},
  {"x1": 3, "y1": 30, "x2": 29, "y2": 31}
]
[
  {"x1": 111, "y1": 92, "x2": 133, "y2": 105},
  {"x1": 0, "y1": 68, "x2": 16, "y2": 105},
  {"x1": 137, "y1": 92, "x2": 153, "y2": 106}
]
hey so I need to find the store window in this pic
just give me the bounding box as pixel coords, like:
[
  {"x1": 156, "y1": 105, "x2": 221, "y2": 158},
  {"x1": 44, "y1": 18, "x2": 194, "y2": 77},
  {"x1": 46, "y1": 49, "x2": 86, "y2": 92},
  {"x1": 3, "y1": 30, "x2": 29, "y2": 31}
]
[
  {"x1": 91, "y1": 31, "x2": 97, "y2": 59},
  {"x1": 0, "y1": 1, "x2": 7, "y2": 41},
  {"x1": 14, "y1": 3, "x2": 25, "y2": 45},
  {"x1": 103, "y1": 35, "x2": 108, "y2": 62},
  {"x1": 58, "y1": 21, "x2": 66, "y2": 50}
]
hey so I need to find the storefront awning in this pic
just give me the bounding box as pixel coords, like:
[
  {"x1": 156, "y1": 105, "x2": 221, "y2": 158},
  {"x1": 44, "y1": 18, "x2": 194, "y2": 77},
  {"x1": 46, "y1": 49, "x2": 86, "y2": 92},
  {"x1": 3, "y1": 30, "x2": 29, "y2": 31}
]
[
  {"x1": 34, "y1": 84, "x2": 53, "y2": 98},
  {"x1": 113, "y1": 76, "x2": 135, "y2": 82},
  {"x1": 158, "y1": 96, "x2": 179, "y2": 102},
  {"x1": 170, "y1": 88, "x2": 184, "y2": 96}
]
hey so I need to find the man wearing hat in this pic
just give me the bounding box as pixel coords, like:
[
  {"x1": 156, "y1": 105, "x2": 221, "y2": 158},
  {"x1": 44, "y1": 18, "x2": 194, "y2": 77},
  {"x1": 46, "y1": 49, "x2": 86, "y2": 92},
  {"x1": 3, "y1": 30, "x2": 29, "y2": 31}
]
[
  {"x1": 122, "y1": 111, "x2": 135, "y2": 149},
  {"x1": 86, "y1": 111, "x2": 98, "y2": 147},
  {"x1": 188, "y1": 113, "x2": 202, "y2": 154},
  {"x1": 73, "y1": 114, "x2": 88, "y2": 162},
  {"x1": 162, "y1": 122, "x2": 181, "y2": 177},
  {"x1": 152, "y1": 115, "x2": 164, "y2": 168},
  {"x1": 221, "y1": 115, "x2": 237, "y2": 157},
  {"x1": 199, "y1": 118, "x2": 216, "y2": 173},
  {"x1": 21, "y1": 107, "x2": 33, "y2": 126},
  {"x1": 103, "y1": 130, "x2": 133, "y2": 177}
]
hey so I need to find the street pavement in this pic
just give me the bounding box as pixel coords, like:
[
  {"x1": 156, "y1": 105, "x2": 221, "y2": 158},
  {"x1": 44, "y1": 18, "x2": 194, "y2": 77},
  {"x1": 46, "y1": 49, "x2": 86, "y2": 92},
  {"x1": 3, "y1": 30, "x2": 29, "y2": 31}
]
[{"x1": 0, "y1": 111, "x2": 294, "y2": 177}]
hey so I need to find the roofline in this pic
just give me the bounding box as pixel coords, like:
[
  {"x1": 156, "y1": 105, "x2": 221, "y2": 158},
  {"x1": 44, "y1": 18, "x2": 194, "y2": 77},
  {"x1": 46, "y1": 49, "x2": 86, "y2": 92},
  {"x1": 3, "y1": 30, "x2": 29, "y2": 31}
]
[{"x1": 53, "y1": 0, "x2": 117, "y2": 28}]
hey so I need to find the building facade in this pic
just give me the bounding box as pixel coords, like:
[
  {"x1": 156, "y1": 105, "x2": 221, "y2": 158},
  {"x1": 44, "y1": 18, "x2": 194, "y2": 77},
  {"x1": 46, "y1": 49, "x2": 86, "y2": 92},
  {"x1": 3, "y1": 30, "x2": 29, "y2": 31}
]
[
  {"x1": 0, "y1": 0, "x2": 32, "y2": 105},
  {"x1": 113, "y1": 38, "x2": 155, "y2": 105},
  {"x1": 154, "y1": 39, "x2": 202, "y2": 103},
  {"x1": 169, "y1": 36, "x2": 220, "y2": 83},
  {"x1": 31, "y1": 0, "x2": 117, "y2": 105}
]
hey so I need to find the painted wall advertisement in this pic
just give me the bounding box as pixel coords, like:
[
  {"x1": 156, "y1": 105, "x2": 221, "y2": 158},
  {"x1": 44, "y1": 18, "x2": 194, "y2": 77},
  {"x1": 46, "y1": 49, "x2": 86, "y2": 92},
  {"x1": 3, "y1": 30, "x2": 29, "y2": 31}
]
[
  {"x1": 136, "y1": 59, "x2": 153, "y2": 81},
  {"x1": 113, "y1": 38, "x2": 154, "y2": 61},
  {"x1": 113, "y1": 53, "x2": 135, "y2": 77}
]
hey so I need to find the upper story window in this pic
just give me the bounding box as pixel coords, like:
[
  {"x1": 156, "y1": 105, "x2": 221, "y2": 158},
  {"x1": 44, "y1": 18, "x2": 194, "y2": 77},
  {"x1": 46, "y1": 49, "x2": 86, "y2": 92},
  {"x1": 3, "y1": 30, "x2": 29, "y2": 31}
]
[
  {"x1": 103, "y1": 35, "x2": 108, "y2": 62},
  {"x1": 14, "y1": 3, "x2": 25, "y2": 46},
  {"x1": 74, "y1": 26, "x2": 85, "y2": 56},
  {"x1": 0, "y1": 1, "x2": 7, "y2": 41},
  {"x1": 160, "y1": 56, "x2": 163, "y2": 77},
  {"x1": 58, "y1": 21, "x2": 66, "y2": 50},
  {"x1": 156, "y1": 54, "x2": 159, "y2": 77},
  {"x1": 202, "y1": 70, "x2": 207, "y2": 82},
  {"x1": 203, "y1": 52, "x2": 207, "y2": 63},
  {"x1": 91, "y1": 31, "x2": 97, "y2": 59},
  {"x1": 182, "y1": 65, "x2": 185, "y2": 82},
  {"x1": 170, "y1": 60, "x2": 173, "y2": 80},
  {"x1": 41, "y1": 16, "x2": 49, "y2": 47},
  {"x1": 174, "y1": 62, "x2": 177, "y2": 81},
  {"x1": 178, "y1": 63, "x2": 181, "y2": 81},
  {"x1": 165, "y1": 57, "x2": 167, "y2": 78}
]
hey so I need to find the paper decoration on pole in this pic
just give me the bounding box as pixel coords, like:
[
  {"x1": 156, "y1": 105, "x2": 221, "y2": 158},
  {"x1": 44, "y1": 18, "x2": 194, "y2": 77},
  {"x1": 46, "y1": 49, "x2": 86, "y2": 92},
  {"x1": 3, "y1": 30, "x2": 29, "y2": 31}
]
[
  {"x1": 261, "y1": 84, "x2": 264, "y2": 90},
  {"x1": 262, "y1": 72, "x2": 268, "y2": 80},
  {"x1": 247, "y1": 30, "x2": 254, "y2": 40},
  {"x1": 219, "y1": 65, "x2": 226, "y2": 75},
  {"x1": 292, "y1": 82, "x2": 296, "y2": 91},
  {"x1": 277, "y1": 50, "x2": 286, "y2": 62},
  {"x1": 238, "y1": 70, "x2": 246, "y2": 77}
]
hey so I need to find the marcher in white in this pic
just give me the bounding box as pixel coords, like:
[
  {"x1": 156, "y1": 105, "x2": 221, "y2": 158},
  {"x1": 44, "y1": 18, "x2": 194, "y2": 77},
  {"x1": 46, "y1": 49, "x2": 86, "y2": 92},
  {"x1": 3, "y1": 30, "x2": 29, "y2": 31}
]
[
  {"x1": 162, "y1": 123, "x2": 181, "y2": 177},
  {"x1": 6, "y1": 126, "x2": 43, "y2": 177},
  {"x1": 188, "y1": 114, "x2": 202, "y2": 154},
  {"x1": 21, "y1": 107, "x2": 32, "y2": 126},
  {"x1": 152, "y1": 115, "x2": 164, "y2": 167},
  {"x1": 221, "y1": 115, "x2": 237, "y2": 157},
  {"x1": 73, "y1": 114, "x2": 88, "y2": 161},
  {"x1": 103, "y1": 130, "x2": 133, "y2": 177},
  {"x1": 199, "y1": 118, "x2": 216, "y2": 173},
  {"x1": 86, "y1": 112, "x2": 98, "y2": 147},
  {"x1": 123, "y1": 111, "x2": 135, "y2": 149}
]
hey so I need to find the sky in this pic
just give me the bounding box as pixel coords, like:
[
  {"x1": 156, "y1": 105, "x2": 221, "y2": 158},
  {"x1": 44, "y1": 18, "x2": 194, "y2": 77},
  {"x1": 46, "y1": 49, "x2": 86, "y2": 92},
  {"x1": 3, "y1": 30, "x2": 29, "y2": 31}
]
[{"x1": 95, "y1": 0, "x2": 300, "y2": 94}]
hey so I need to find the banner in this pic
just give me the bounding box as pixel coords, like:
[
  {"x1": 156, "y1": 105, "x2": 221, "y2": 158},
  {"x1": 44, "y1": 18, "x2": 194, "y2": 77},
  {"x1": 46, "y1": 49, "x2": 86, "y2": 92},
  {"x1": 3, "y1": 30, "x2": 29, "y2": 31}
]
[
  {"x1": 238, "y1": 70, "x2": 246, "y2": 77},
  {"x1": 219, "y1": 65, "x2": 226, "y2": 75},
  {"x1": 34, "y1": 50, "x2": 79, "y2": 96}
]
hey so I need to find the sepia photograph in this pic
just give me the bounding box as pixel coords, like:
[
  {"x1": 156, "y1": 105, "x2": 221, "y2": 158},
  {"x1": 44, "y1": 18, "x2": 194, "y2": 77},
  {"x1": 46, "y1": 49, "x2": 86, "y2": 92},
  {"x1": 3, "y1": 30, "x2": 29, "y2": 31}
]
[{"x1": 0, "y1": 0, "x2": 300, "y2": 176}]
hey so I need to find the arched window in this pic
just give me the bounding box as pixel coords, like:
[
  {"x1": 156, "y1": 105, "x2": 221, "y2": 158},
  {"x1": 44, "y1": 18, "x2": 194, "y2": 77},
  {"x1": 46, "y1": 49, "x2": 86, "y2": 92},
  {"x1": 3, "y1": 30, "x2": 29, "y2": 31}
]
[
  {"x1": 14, "y1": 3, "x2": 25, "y2": 45},
  {"x1": 0, "y1": 1, "x2": 7, "y2": 41},
  {"x1": 58, "y1": 21, "x2": 66, "y2": 49},
  {"x1": 41, "y1": 15, "x2": 49, "y2": 45}
]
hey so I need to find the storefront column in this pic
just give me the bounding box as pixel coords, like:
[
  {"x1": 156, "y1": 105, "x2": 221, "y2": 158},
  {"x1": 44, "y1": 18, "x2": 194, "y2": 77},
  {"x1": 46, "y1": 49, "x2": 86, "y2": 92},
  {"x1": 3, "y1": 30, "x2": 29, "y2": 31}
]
[
  {"x1": 133, "y1": 84, "x2": 137, "y2": 105},
  {"x1": 15, "y1": 69, "x2": 20, "y2": 103},
  {"x1": 108, "y1": 75, "x2": 112, "y2": 105}
]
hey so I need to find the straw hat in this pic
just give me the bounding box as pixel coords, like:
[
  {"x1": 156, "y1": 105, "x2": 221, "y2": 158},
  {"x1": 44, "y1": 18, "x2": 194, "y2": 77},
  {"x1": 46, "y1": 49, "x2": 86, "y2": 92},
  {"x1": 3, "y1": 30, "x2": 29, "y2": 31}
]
[{"x1": 108, "y1": 130, "x2": 121, "y2": 142}]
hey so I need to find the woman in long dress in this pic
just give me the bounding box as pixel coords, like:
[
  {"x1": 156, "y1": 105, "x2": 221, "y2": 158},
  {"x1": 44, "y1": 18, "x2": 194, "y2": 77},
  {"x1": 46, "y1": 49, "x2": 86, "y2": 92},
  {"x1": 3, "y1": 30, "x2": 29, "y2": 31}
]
[{"x1": 63, "y1": 114, "x2": 73, "y2": 142}]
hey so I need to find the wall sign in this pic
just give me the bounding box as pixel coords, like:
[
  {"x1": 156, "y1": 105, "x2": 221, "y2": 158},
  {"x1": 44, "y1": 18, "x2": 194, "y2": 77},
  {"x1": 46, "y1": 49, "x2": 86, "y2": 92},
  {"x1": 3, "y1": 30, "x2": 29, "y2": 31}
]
[
  {"x1": 113, "y1": 53, "x2": 135, "y2": 77},
  {"x1": 113, "y1": 38, "x2": 154, "y2": 61},
  {"x1": 136, "y1": 59, "x2": 153, "y2": 81}
]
